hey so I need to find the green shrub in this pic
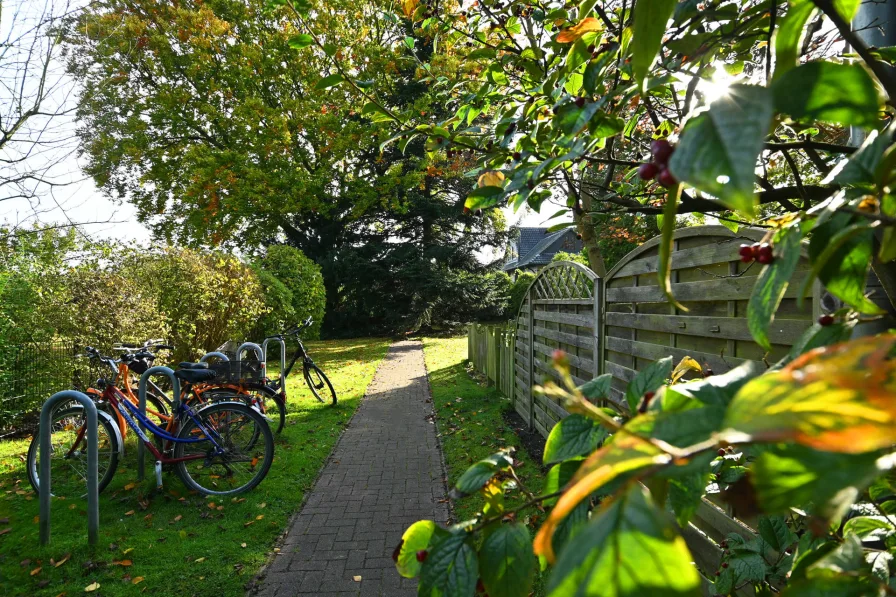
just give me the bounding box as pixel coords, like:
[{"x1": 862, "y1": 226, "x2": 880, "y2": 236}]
[
  {"x1": 507, "y1": 271, "x2": 535, "y2": 318},
  {"x1": 256, "y1": 245, "x2": 326, "y2": 339}
]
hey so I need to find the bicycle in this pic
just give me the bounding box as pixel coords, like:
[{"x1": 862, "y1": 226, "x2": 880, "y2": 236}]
[
  {"x1": 27, "y1": 347, "x2": 275, "y2": 498},
  {"x1": 265, "y1": 317, "x2": 337, "y2": 405}
]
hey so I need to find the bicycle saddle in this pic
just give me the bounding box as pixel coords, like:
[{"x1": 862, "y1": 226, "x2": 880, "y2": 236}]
[
  {"x1": 174, "y1": 368, "x2": 217, "y2": 383},
  {"x1": 178, "y1": 362, "x2": 209, "y2": 370}
]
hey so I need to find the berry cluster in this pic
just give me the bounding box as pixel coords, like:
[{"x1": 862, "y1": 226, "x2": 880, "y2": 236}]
[
  {"x1": 738, "y1": 242, "x2": 774, "y2": 265},
  {"x1": 638, "y1": 140, "x2": 677, "y2": 188}
]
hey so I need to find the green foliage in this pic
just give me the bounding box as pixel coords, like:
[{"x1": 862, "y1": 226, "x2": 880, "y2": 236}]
[
  {"x1": 506, "y1": 271, "x2": 535, "y2": 318},
  {"x1": 550, "y1": 251, "x2": 588, "y2": 266},
  {"x1": 256, "y1": 245, "x2": 326, "y2": 339}
]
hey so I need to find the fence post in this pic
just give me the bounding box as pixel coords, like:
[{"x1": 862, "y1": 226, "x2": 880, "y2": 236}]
[
  {"x1": 39, "y1": 390, "x2": 99, "y2": 546},
  {"x1": 527, "y1": 293, "x2": 535, "y2": 430},
  {"x1": 593, "y1": 277, "x2": 603, "y2": 379}
]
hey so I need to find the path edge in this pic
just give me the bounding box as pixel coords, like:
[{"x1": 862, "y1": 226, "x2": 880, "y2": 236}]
[{"x1": 418, "y1": 337, "x2": 456, "y2": 526}]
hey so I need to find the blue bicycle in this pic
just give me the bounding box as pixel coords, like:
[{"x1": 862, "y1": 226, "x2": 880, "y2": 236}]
[{"x1": 28, "y1": 347, "x2": 275, "y2": 497}]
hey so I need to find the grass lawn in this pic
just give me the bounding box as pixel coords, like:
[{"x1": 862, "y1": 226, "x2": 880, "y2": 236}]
[
  {"x1": 0, "y1": 338, "x2": 390, "y2": 597},
  {"x1": 421, "y1": 335, "x2": 546, "y2": 524}
]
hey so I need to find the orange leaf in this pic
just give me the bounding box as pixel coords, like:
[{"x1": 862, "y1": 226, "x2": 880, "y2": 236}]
[
  {"x1": 119, "y1": 560, "x2": 133, "y2": 567},
  {"x1": 477, "y1": 171, "x2": 505, "y2": 188},
  {"x1": 123, "y1": 483, "x2": 136, "y2": 491},
  {"x1": 533, "y1": 435, "x2": 669, "y2": 563},
  {"x1": 723, "y1": 335, "x2": 896, "y2": 453},
  {"x1": 125, "y1": 510, "x2": 135, "y2": 516},
  {"x1": 132, "y1": 577, "x2": 145, "y2": 585},
  {"x1": 208, "y1": 502, "x2": 216, "y2": 509},
  {"x1": 30, "y1": 567, "x2": 41, "y2": 576},
  {"x1": 556, "y1": 18, "x2": 603, "y2": 43},
  {"x1": 54, "y1": 554, "x2": 71, "y2": 568}
]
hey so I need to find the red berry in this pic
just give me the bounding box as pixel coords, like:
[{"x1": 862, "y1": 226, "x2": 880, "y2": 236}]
[
  {"x1": 722, "y1": 562, "x2": 729, "y2": 568},
  {"x1": 644, "y1": 391, "x2": 655, "y2": 400},
  {"x1": 715, "y1": 571, "x2": 721, "y2": 577},
  {"x1": 638, "y1": 162, "x2": 659, "y2": 180},
  {"x1": 650, "y1": 139, "x2": 674, "y2": 163},
  {"x1": 416, "y1": 550, "x2": 428, "y2": 562},
  {"x1": 587, "y1": 44, "x2": 596, "y2": 53},
  {"x1": 718, "y1": 449, "x2": 726, "y2": 456},
  {"x1": 720, "y1": 541, "x2": 728, "y2": 549},
  {"x1": 463, "y1": 206, "x2": 471, "y2": 214},
  {"x1": 575, "y1": 97, "x2": 585, "y2": 108},
  {"x1": 576, "y1": 233, "x2": 582, "y2": 240},
  {"x1": 818, "y1": 314, "x2": 835, "y2": 327},
  {"x1": 513, "y1": 151, "x2": 521, "y2": 160},
  {"x1": 657, "y1": 168, "x2": 677, "y2": 188},
  {"x1": 738, "y1": 244, "x2": 754, "y2": 260},
  {"x1": 757, "y1": 251, "x2": 774, "y2": 265}
]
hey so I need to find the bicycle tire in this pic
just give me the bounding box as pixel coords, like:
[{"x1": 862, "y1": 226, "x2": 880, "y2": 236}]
[
  {"x1": 173, "y1": 403, "x2": 274, "y2": 496},
  {"x1": 304, "y1": 363, "x2": 337, "y2": 405},
  {"x1": 26, "y1": 406, "x2": 120, "y2": 498},
  {"x1": 197, "y1": 384, "x2": 285, "y2": 434}
]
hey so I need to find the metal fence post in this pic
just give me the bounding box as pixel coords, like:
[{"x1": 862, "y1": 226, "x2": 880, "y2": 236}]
[
  {"x1": 137, "y1": 367, "x2": 180, "y2": 482},
  {"x1": 236, "y1": 342, "x2": 264, "y2": 362},
  {"x1": 39, "y1": 390, "x2": 99, "y2": 546},
  {"x1": 527, "y1": 293, "x2": 535, "y2": 430},
  {"x1": 200, "y1": 351, "x2": 229, "y2": 363}
]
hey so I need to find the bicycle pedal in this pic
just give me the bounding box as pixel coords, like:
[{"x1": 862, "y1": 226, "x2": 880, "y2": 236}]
[{"x1": 154, "y1": 460, "x2": 163, "y2": 489}]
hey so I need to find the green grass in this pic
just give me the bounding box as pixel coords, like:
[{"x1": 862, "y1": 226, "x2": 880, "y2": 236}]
[
  {"x1": 421, "y1": 336, "x2": 545, "y2": 523},
  {"x1": 0, "y1": 338, "x2": 390, "y2": 597}
]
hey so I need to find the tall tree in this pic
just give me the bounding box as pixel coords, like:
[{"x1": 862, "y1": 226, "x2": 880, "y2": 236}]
[{"x1": 66, "y1": 0, "x2": 509, "y2": 334}]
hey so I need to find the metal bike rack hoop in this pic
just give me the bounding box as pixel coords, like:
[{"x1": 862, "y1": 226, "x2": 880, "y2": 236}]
[
  {"x1": 262, "y1": 338, "x2": 286, "y2": 389},
  {"x1": 39, "y1": 391, "x2": 99, "y2": 546},
  {"x1": 236, "y1": 342, "x2": 264, "y2": 362},
  {"x1": 137, "y1": 366, "x2": 180, "y2": 481},
  {"x1": 200, "y1": 351, "x2": 229, "y2": 363}
]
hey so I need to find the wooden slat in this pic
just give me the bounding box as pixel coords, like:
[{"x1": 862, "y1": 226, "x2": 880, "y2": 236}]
[
  {"x1": 533, "y1": 357, "x2": 589, "y2": 388},
  {"x1": 532, "y1": 309, "x2": 594, "y2": 328},
  {"x1": 514, "y1": 363, "x2": 528, "y2": 382},
  {"x1": 514, "y1": 401, "x2": 529, "y2": 421},
  {"x1": 533, "y1": 341, "x2": 595, "y2": 375},
  {"x1": 606, "y1": 312, "x2": 810, "y2": 345},
  {"x1": 535, "y1": 393, "x2": 570, "y2": 420},
  {"x1": 693, "y1": 499, "x2": 757, "y2": 544},
  {"x1": 606, "y1": 271, "x2": 809, "y2": 304},
  {"x1": 532, "y1": 325, "x2": 594, "y2": 350},
  {"x1": 614, "y1": 237, "x2": 747, "y2": 278},
  {"x1": 532, "y1": 417, "x2": 549, "y2": 439},
  {"x1": 606, "y1": 337, "x2": 750, "y2": 373},
  {"x1": 680, "y1": 523, "x2": 721, "y2": 576},
  {"x1": 605, "y1": 360, "x2": 636, "y2": 384},
  {"x1": 532, "y1": 298, "x2": 594, "y2": 305}
]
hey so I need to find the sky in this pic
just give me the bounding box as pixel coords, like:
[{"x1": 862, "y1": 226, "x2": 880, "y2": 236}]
[{"x1": 0, "y1": 0, "x2": 568, "y2": 252}]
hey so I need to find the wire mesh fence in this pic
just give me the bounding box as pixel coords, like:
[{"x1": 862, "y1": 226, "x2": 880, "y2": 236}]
[{"x1": 0, "y1": 341, "x2": 106, "y2": 438}]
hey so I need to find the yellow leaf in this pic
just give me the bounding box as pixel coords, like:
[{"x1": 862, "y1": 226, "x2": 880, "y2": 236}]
[
  {"x1": 556, "y1": 17, "x2": 602, "y2": 43},
  {"x1": 533, "y1": 435, "x2": 670, "y2": 563},
  {"x1": 477, "y1": 171, "x2": 505, "y2": 188},
  {"x1": 123, "y1": 483, "x2": 136, "y2": 491},
  {"x1": 54, "y1": 554, "x2": 71, "y2": 567},
  {"x1": 84, "y1": 582, "x2": 101, "y2": 592},
  {"x1": 69, "y1": 504, "x2": 77, "y2": 510},
  {"x1": 256, "y1": 515, "x2": 264, "y2": 520},
  {"x1": 125, "y1": 510, "x2": 135, "y2": 516},
  {"x1": 132, "y1": 577, "x2": 145, "y2": 585},
  {"x1": 258, "y1": 502, "x2": 266, "y2": 509},
  {"x1": 194, "y1": 557, "x2": 205, "y2": 563},
  {"x1": 670, "y1": 356, "x2": 702, "y2": 383},
  {"x1": 402, "y1": 0, "x2": 419, "y2": 18},
  {"x1": 33, "y1": 515, "x2": 39, "y2": 524},
  {"x1": 30, "y1": 567, "x2": 41, "y2": 576},
  {"x1": 240, "y1": 543, "x2": 247, "y2": 548},
  {"x1": 122, "y1": 548, "x2": 134, "y2": 555},
  {"x1": 353, "y1": 575, "x2": 362, "y2": 582},
  {"x1": 244, "y1": 521, "x2": 255, "y2": 527}
]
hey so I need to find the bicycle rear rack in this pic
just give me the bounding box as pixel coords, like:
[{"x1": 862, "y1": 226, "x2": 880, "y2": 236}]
[{"x1": 39, "y1": 391, "x2": 99, "y2": 546}]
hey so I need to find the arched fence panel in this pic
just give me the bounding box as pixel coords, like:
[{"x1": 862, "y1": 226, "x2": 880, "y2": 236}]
[{"x1": 601, "y1": 226, "x2": 820, "y2": 408}]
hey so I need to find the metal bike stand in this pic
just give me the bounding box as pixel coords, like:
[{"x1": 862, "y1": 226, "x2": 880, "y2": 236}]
[
  {"x1": 262, "y1": 338, "x2": 286, "y2": 389},
  {"x1": 236, "y1": 342, "x2": 264, "y2": 362},
  {"x1": 39, "y1": 390, "x2": 99, "y2": 546},
  {"x1": 137, "y1": 367, "x2": 180, "y2": 483},
  {"x1": 200, "y1": 351, "x2": 229, "y2": 363}
]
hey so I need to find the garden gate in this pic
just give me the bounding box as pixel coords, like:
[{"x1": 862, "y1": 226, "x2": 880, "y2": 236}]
[{"x1": 513, "y1": 261, "x2": 600, "y2": 439}]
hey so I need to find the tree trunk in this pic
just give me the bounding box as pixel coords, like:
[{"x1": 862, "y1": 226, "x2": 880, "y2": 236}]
[{"x1": 575, "y1": 190, "x2": 608, "y2": 278}]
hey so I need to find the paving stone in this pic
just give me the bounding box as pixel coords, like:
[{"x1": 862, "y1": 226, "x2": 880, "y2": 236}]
[{"x1": 252, "y1": 341, "x2": 448, "y2": 596}]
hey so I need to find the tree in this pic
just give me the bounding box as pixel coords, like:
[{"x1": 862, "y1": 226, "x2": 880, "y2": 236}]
[
  {"x1": 65, "y1": 0, "x2": 511, "y2": 335},
  {"x1": 256, "y1": 245, "x2": 326, "y2": 339}
]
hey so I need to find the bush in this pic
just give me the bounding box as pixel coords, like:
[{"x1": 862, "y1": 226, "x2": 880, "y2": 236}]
[
  {"x1": 256, "y1": 245, "x2": 326, "y2": 339},
  {"x1": 506, "y1": 271, "x2": 535, "y2": 318}
]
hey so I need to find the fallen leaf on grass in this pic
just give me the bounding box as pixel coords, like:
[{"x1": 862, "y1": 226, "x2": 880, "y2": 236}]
[
  {"x1": 54, "y1": 554, "x2": 71, "y2": 567},
  {"x1": 84, "y1": 582, "x2": 100, "y2": 592},
  {"x1": 208, "y1": 502, "x2": 216, "y2": 509},
  {"x1": 256, "y1": 515, "x2": 264, "y2": 520},
  {"x1": 0, "y1": 528, "x2": 10, "y2": 536},
  {"x1": 113, "y1": 560, "x2": 132, "y2": 567},
  {"x1": 132, "y1": 576, "x2": 145, "y2": 585},
  {"x1": 30, "y1": 567, "x2": 41, "y2": 576},
  {"x1": 173, "y1": 515, "x2": 182, "y2": 522},
  {"x1": 243, "y1": 521, "x2": 255, "y2": 527},
  {"x1": 240, "y1": 543, "x2": 247, "y2": 548},
  {"x1": 258, "y1": 502, "x2": 266, "y2": 509},
  {"x1": 124, "y1": 510, "x2": 135, "y2": 516},
  {"x1": 33, "y1": 516, "x2": 39, "y2": 524},
  {"x1": 194, "y1": 557, "x2": 205, "y2": 563},
  {"x1": 122, "y1": 548, "x2": 134, "y2": 555},
  {"x1": 123, "y1": 483, "x2": 136, "y2": 491}
]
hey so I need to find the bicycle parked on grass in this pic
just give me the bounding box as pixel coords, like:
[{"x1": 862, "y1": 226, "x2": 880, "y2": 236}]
[
  {"x1": 265, "y1": 317, "x2": 337, "y2": 406},
  {"x1": 26, "y1": 347, "x2": 275, "y2": 498}
]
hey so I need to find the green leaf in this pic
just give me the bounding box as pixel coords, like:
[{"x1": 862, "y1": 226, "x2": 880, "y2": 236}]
[
  {"x1": 554, "y1": 101, "x2": 602, "y2": 137},
  {"x1": 361, "y1": 102, "x2": 394, "y2": 122},
  {"x1": 828, "y1": 125, "x2": 895, "y2": 186},
  {"x1": 454, "y1": 451, "x2": 513, "y2": 495},
  {"x1": 315, "y1": 73, "x2": 345, "y2": 90},
  {"x1": 419, "y1": 532, "x2": 479, "y2": 597},
  {"x1": 663, "y1": 362, "x2": 761, "y2": 409},
  {"x1": 669, "y1": 85, "x2": 774, "y2": 215},
  {"x1": 631, "y1": 0, "x2": 677, "y2": 89},
  {"x1": 543, "y1": 414, "x2": 608, "y2": 464},
  {"x1": 843, "y1": 516, "x2": 895, "y2": 540},
  {"x1": 809, "y1": 534, "x2": 864, "y2": 576},
  {"x1": 807, "y1": 222, "x2": 884, "y2": 315},
  {"x1": 772, "y1": 62, "x2": 881, "y2": 127},
  {"x1": 396, "y1": 520, "x2": 440, "y2": 578},
  {"x1": 782, "y1": 576, "x2": 882, "y2": 596},
  {"x1": 548, "y1": 485, "x2": 700, "y2": 597},
  {"x1": 464, "y1": 186, "x2": 505, "y2": 210},
  {"x1": 751, "y1": 443, "x2": 884, "y2": 519},
  {"x1": 578, "y1": 374, "x2": 612, "y2": 401},
  {"x1": 668, "y1": 473, "x2": 710, "y2": 527},
  {"x1": 287, "y1": 34, "x2": 314, "y2": 50},
  {"x1": 787, "y1": 321, "x2": 854, "y2": 361},
  {"x1": 479, "y1": 524, "x2": 536, "y2": 597},
  {"x1": 657, "y1": 188, "x2": 687, "y2": 311},
  {"x1": 759, "y1": 516, "x2": 797, "y2": 552},
  {"x1": 773, "y1": 0, "x2": 817, "y2": 79},
  {"x1": 747, "y1": 226, "x2": 802, "y2": 351},
  {"x1": 542, "y1": 459, "x2": 584, "y2": 506},
  {"x1": 624, "y1": 356, "x2": 673, "y2": 412},
  {"x1": 833, "y1": 0, "x2": 861, "y2": 21}
]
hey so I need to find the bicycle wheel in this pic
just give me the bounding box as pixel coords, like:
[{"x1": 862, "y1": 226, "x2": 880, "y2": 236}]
[
  {"x1": 304, "y1": 363, "x2": 337, "y2": 405},
  {"x1": 173, "y1": 403, "x2": 274, "y2": 496},
  {"x1": 26, "y1": 406, "x2": 120, "y2": 499},
  {"x1": 197, "y1": 384, "x2": 285, "y2": 434}
]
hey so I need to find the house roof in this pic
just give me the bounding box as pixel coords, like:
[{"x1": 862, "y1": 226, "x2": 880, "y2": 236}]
[{"x1": 503, "y1": 227, "x2": 579, "y2": 271}]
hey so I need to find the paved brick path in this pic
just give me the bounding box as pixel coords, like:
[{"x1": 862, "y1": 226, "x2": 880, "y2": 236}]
[{"x1": 252, "y1": 341, "x2": 449, "y2": 597}]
